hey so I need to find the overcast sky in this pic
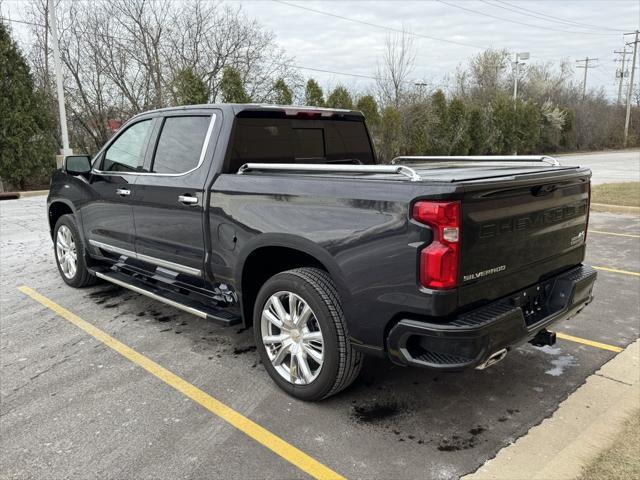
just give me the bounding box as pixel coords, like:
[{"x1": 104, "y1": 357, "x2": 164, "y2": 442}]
[{"x1": 2, "y1": 0, "x2": 639, "y2": 99}]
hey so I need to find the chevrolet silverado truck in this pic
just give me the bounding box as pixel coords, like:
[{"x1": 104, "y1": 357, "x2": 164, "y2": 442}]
[{"x1": 47, "y1": 104, "x2": 597, "y2": 400}]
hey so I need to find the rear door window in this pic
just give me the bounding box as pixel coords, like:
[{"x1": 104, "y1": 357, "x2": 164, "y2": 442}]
[{"x1": 151, "y1": 116, "x2": 211, "y2": 174}]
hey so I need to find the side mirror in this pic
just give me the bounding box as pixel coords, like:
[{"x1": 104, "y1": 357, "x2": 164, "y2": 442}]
[{"x1": 64, "y1": 155, "x2": 92, "y2": 175}]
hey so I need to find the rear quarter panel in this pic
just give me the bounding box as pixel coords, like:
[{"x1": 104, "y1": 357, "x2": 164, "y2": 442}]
[{"x1": 208, "y1": 173, "x2": 459, "y2": 350}]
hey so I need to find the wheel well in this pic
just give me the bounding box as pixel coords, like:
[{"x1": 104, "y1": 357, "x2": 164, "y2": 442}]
[
  {"x1": 48, "y1": 202, "x2": 73, "y2": 237},
  {"x1": 241, "y1": 246, "x2": 327, "y2": 327}
]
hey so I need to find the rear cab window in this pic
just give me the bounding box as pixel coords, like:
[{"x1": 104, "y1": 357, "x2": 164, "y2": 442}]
[{"x1": 226, "y1": 113, "x2": 375, "y2": 172}]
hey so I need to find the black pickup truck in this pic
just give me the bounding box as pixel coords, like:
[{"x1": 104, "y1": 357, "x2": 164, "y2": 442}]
[{"x1": 48, "y1": 104, "x2": 596, "y2": 400}]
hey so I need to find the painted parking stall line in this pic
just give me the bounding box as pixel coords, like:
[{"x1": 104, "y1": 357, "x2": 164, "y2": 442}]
[
  {"x1": 556, "y1": 332, "x2": 623, "y2": 353},
  {"x1": 589, "y1": 230, "x2": 640, "y2": 239},
  {"x1": 18, "y1": 286, "x2": 345, "y2": 480},
  {"x1": 592, "y1": 266, "x2": 640, "y2": 277}
]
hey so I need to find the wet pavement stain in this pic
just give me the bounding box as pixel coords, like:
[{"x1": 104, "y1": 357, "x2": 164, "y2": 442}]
[
  {"x1": 436, "y1": 425, "x2": 487, "y2": 452},
  {"x1": 88, "y1": 287, "x2": 123, "y2": 300},
  {"x1": 233, "y1": 345, "x2": 257, "y2": 355},
  {"x1": 351, "y1": 401, "x2": 401, "y2": 423}
]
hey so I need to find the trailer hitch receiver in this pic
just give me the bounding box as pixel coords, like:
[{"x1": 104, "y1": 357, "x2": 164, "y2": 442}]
[{"x1": 530, "y1": 329, "x2": 556, "y2": 347}]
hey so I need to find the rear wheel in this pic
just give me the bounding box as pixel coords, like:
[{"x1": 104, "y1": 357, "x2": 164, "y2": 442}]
[
  {"x1": 53, "y1": 214, "x2": 97, "y2": 288},
  {"x1": 254, "y1": 267, "x2": 363, "y2": 401}
]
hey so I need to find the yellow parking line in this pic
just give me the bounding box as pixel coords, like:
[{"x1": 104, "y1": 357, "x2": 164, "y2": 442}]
[
  {"x1": 590, "y1": 230, "x2": 640, "y2": 239},
  {"x1": 18, "y1": 286, "x2": 344, "y2": 480},
  {"x1": 593, "y1": 266, "x2": 640, "y2": 277},
  {"x1": 555, "y1": 332, "x2": 623, "y2": 353}
]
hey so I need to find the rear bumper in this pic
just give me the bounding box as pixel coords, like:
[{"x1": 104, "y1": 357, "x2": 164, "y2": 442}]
[{"x1": 387, "y1": 264, "x2": 597, "y2": 370}]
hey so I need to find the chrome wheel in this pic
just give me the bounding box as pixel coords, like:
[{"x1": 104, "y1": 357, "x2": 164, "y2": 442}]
[
  {"x1": 260, "y1": 291, "x2": 324, "y2": 385},
  {"x1": 56, "y1": 225, "x2": 77, "y2": 279}
]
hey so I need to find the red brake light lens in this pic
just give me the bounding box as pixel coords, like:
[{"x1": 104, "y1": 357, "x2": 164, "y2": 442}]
[{"x1": 413, "y1": 201, "x2": 461, "y2": 289}]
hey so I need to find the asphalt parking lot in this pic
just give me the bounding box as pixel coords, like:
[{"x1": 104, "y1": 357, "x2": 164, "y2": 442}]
[{"x1": 1, "y1": 195, "x2": 639, "y2": 480}]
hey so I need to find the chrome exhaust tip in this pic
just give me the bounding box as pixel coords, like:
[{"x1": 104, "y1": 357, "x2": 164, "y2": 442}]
[{"x1": 475, "y1": 348, "x2": 508, "y2": 370}]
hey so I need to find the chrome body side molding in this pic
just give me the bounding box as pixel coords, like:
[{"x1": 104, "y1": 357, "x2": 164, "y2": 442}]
[{"x1": 88, "y1": 239, "x2": 202, "y2": 277}]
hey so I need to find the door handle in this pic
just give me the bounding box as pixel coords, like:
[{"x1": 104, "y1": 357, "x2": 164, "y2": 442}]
[
  {"x1": 116, "y1": 188, "x2": 131, "y2": 196},
  {"x1": 178, "y1": 195, "x2": 198, "y2": 205}
]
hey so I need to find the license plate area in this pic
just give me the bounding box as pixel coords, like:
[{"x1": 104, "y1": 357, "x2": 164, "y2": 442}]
[{"x1": 511, "y1": 281, "x2": 554, "y2": 326}]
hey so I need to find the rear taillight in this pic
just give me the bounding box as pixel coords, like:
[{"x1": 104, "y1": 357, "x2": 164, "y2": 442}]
[{"x1": 413, "y1": 201, "x2": 461, "y2": 289}]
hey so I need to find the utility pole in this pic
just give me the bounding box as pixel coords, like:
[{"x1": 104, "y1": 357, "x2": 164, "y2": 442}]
[
  {"x1": 614, "y1": 48, "x2": 630, "y2": 104},
  {"x1": 512, "y1": 51, "x2": 529, "y2": 108},
  {"x1": 48, "y1": 0, "x2": 71, "y2": 157},
  {"x1": 624, "y1": 30, "x2": 639, "y2": 147},
  {"x1": 575, "y1": 57, "x2": 598, "y2": 101}
]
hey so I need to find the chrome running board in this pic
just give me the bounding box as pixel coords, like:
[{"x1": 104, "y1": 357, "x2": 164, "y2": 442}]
[{"x1": 95, "y1": 271, "x2": 209, "y2": 319}]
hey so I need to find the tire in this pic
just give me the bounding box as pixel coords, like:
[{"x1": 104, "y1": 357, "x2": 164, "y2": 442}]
[
  {"x1": 253, "y1": 267, "x2": 363, "y2": 401},
  {"x1": 53, "y1": 214, "x2": 98, "y2": 288}
]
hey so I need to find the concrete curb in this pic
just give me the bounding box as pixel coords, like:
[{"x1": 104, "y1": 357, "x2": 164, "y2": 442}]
[
  {"x1": 19, "y1": 189, "x2": 49, "y2": 198},
  {"x1": 591, "y1": 203, "x2": 640, "y2": 215},
  {"x1": 463, "y1": 339, "x2": 640, "y2": 480}
]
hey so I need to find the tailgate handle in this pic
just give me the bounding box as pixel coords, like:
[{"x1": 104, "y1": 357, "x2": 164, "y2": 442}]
[{"x1": 532, "y1": 184, "x2": 557, "y2": 196}]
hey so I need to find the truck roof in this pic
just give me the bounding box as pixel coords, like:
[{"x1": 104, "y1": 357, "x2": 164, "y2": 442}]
[{"x1": 133, "y1": 103, "x2": 364, "y2": 118}]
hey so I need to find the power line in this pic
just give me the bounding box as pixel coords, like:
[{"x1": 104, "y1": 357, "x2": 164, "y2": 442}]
[
  {"x1": 289, "y1": 64, "x2": 379, "y2": 81},
  {"x1": 0, "y1": 12, "x2": 619, "y2": 95},
  {"x1": 1, "y1": 16, "x2": 44, "y2": 28},
  {"x1": 436, "y1": 0, "x2": 619, "y2": 36},
  {"x1": 491, "y1": 0, "x2": 628, "y2": 33},
  {"x1": 272, "y1": 0, "x2": 591, "y2": 64},
  {"x1": 272, "y1": 0, "x2": 491, "y2": 50},
  {"x1": 590, "y1": 65, "x2": 615, "y2": 85}
]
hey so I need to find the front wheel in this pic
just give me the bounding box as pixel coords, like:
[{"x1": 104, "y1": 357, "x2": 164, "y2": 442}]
[
  {"x1": 53, "y1": 214, "x2": 97, "y2": 288},
  {"x1": 253, "y1": 267, "x2": 363, "y2": 401}
]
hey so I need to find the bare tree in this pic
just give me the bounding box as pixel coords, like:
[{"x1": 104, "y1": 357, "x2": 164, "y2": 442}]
[
  {"x1": 25, "y1": 0, "x2": 300, "y2": 153},
  {"x1": 520, "y1": 60, "x2": 577, "y2": 105},
  {"x1": 376, "y1": 30, "x2": 415, "y2": 108},
  {"x1": 458, "y1": 49, "x2": 510, "y2": 99}
]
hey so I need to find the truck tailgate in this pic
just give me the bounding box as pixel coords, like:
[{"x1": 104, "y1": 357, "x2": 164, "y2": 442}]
[{"x1": 458, "y1": 170, "x2": 590, "y2": 307}]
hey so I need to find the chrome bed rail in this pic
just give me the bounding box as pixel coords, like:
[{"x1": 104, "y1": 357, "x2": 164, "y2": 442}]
[
  {"x1": 237, "y1": 163, "x2": 423, "y2": 181},
  {"x1": 391, "y1": 155, "x2": 560, "y2": 166}
]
